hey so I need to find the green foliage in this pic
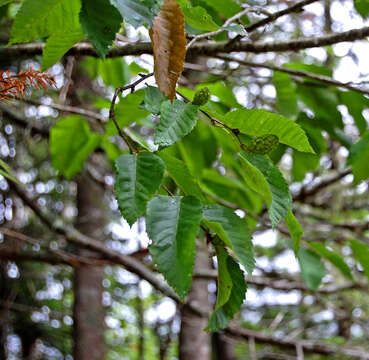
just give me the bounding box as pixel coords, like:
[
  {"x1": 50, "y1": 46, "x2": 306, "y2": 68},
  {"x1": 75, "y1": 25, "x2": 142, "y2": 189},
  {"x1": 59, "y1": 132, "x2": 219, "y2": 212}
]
[
  {"x1": 239, "y1": 152, "x2": 292, "y2": 227},
  {"x1": 298, "y1": 248, "x2": 326, "y2": 291},
  {"x1": 114, "y1": 153, "x2": 165, "y2": 226},
  {"x1": 9, "y1": 0, "x2": 84, "y2": 69},
  {"x1": 308, "y1": 242, "x2": 352, "y2": 280},
  {"x1": 146, "y1": 195, "x2": 203, "y2": 300},
  {"x1": 203, "y1": 205, "x2": 254, "y2": 275},
  {"x1": 109, "y1": 0, "x2": 162, "y2": 28},
  {"x1": 246, "y1": 134, "x2": 279, "y2": 155},
  {"x1": 206, "y1": 245, "x2": 247, "y2": 331},
  {"x1": 182, "y1": 6, "x2": 219, "y2": 31},
  {"x1": 0, "y1": 159, "x2": 20, "y2": 184},
  {"x1": 154, "y1": 100, "x2": 199, "y2": 146},
  {"x1": 347, "y1": 131, "x2": 369, "y2": 183},
  {"x1": 285, "y1": 210, "x2": 302, "y2": 254},
  {"x1": 192, "y1": 87, "x2": 210, "y2": 106},
  {"x1": 225, "y1": 109, "x2": 314, "y2": 153},
  {"x1": 142, "y1": 86, "x2": 168, "y2": 115},
  {"x1": 354, "y1": 0, "x2": 369, "y2": 18},
  {"x1": 50, "y1": 116, "x2": 101, "y2": 179},
  {"x1": 79, "y1": 0, "x2": 122, "y2": 58},
  {"x1": 350, "y1": 239, "x2": 369, "y2": 281},
  {"x1": 273, "y1": 71, "x2": 298, "y2": 118}
]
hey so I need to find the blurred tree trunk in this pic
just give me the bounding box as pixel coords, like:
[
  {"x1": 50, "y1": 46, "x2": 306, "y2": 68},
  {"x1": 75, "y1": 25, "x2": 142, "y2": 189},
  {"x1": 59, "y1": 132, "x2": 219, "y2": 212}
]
[
  {"x1": 73, "y1": 172, "x2": 106, "y2": 360},
  {"x1": 179, "y1": 241, "x2": 211, "y2": 360}
]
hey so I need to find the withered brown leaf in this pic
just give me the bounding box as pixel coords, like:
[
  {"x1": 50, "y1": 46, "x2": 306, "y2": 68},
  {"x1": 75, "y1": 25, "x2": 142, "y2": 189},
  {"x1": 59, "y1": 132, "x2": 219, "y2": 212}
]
[{"x1": 149, "y1": 0, "x2": 186, "y2": 102}]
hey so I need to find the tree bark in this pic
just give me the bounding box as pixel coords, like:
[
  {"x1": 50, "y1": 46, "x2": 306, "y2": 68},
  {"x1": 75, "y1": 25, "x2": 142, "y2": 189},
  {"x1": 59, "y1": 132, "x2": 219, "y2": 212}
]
[
  {"x1": 179, "y1": 241, "x2": 211, "y2": 360},
  {"x1": 73, "y1": 172, "x2": 106, "y2": 360}
]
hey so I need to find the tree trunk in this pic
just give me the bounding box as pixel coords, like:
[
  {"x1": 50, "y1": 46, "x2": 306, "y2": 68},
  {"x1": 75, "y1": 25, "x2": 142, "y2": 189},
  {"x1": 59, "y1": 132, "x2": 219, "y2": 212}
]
[
  {"x1": 73, "y1": 172, "x2": 106, "y2": 360},
  {"x1": 179, "y1": 241, "x2": 211, "y2": 360}
]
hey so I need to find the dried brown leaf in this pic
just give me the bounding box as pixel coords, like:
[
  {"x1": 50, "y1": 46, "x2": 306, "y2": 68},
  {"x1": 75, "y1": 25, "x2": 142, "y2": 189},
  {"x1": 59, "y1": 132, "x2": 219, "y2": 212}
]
[{"x1": 149, "y1": 0, "x2": 186, "y2": 102}]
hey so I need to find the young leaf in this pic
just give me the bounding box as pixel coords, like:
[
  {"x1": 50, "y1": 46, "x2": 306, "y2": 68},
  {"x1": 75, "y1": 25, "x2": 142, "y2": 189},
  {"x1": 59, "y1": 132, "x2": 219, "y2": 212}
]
[
  {"x1": 50, "y1": 116, "x2": 101, "y2": 180},
  {"x1": 298, "y1": 247, "x2": 326, "y2": 291},
  {"x1": 239, "y1": 152, "x2": 292, "y2": 227},
  {"x1": 154, "y1": 100, "x2": 199, "y2": 146},
  {"x1": 159, "y1": 152, "x2": 206, "y2": 201},
  {"x1": 79, "y1": 0, "x2": 122, "y2": 58},
  {"x1": 203, "y1": 205, "x2": 254, "y2": 275},
  {"x1": 182, "y1": 6, "x2": 219, "y2": 31},
  {"x1": 114, "y1": 152, "x2": 165, "y2": 226},
  {"x1": 146, "y1": 195, "x2": 203, "y2": 300},
  {"x1": 142, "y1": 85, "x2": 168, "y2": 115},
  {"x1": 149, "y1": 0, "x2": 187, "y2": 101},
  {"x1": 206, "y1": 245, "x2": 247, "y2": 332},
  {"x1": 285, "y1": 210, "x2": 302, "y2": 254},
  {"x1": 110, "y1": 0, "x2": 162, "y2": 28},
  {"x1": 350, "y1": 239, "x2": 369, "y2": 281},
  {"x1": 225, "y1": 109, "x2": 314, "y2": 153},
  {"x1": 308, "y1": 242, "x2": 352, "y2": 280}
]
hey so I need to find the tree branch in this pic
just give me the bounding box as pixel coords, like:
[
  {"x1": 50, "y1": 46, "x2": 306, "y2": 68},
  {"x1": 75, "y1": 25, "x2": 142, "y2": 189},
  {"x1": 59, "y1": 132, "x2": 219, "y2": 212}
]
[{"x1": 2, "y1": 26, "x2": 369, "y2": 59}]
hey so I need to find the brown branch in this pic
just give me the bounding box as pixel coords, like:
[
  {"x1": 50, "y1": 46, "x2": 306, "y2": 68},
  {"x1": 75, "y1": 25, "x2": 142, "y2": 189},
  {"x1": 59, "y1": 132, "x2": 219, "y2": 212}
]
[
  {"x1": 215, "y1": 55, "x2": 369, "y2": 96},
  {"x1": 225, "y1": 326, "x2": 369, "y2": 359},
  {"x1": 3, "y1": 26, "x2": 369, "y2": 59}
]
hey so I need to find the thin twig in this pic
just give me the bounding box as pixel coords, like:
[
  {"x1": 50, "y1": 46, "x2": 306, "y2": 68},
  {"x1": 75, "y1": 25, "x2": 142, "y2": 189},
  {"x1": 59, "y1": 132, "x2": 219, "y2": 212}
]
[{"x1": 109, "y1": 72, "x2": 153, "y2": 153}]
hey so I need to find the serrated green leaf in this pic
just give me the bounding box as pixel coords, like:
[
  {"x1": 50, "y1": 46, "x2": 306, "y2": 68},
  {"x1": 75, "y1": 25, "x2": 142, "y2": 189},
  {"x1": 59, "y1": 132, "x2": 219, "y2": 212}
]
[
  {"x1": 273, "y1": 71, "x2": 298, "y2": 118},
  {"x1": 110, "y1": 0, "x2": 162, "y2": 28},
  {"x1": 147, "y1": 195, "x2": 203, "y2": 300},
  {"x1": 285, "y1": 210, "x2": 302, "y2": 254},
  {"x1": 159, "y1": 152, "x2": 205, "y2": 201},
  {"x1": 155, "y1": 100, "x2": 199, "y2": 146},
  {"x1": 308, "y1": 242, "x2": 352, "y2": 280},
  {"x1": 182, "y1": 6, "x2": 219, "y2": 31},
  {"x1": 225, "y1": 109, "x2": 314, "y2": 153},
  {"x1": 50, "y1": 116, "x2": 101, "y2": 179},
  {"x1": 203, "y1": 205, "x2": 254, "y2": 275},
  {"x1": 298, "y1": 247, "x2": 326, "y2": 291},
  {"x1": 347, "y1": 131, "x2": 369, "y2": 184},
  {"x1": 206, "y1": 245, "x2": 247, "y2": 332},
  {"x1": 80, "y1": 0, "x2": 122, "y2": 58},
  {"x1": 142, "y1": 86, "x2": 168, "y2": 115},
  {"x1": 350, "y1": 239, "x2": 369, "y2": 281},
  {"x1": 239, "y1": 151, "x2": 292, "y2": 227},
  {"x1": 114, "y1": 152, "x2": 165, "y2": 226}
]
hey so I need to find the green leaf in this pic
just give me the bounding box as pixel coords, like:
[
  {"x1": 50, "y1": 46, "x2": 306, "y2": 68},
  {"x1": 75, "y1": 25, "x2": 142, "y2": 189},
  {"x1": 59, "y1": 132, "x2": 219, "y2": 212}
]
[
  {"x1": 142, "y1": 86, "x2": 168, "y2": 115},
  {"x1": 106, "y1": 91, "x2": 150, "y2": 135},
  {"x1": 350, "y1": 239, "x2": 369, "y2": 281},
  {"x1": 298, "y1": 247, "x2": 326, "y2": 291},
  {"x1": 159, "y1": 152, "x2": 205, "y2": 201},
  {"x1": 273, "y1": 71, "x2": 298, "y2": 118},
  {"x1": 285, "y1": 210, "x2": 302, "y2": 254},
  {"x1": 354, "y1": 0, "x2": 369, "y2": 18},
  {"x1": 222, "y1": 24, "x2": 247, "y2": 36},
  {"x1": 225, "y1": 109, "x2": 314, "y2": 153},
  {"x1": 206, "y1": 245, "x2": 247, "y2": 332},
  {"x1": 155, "y1": 100, "x2": 199, "y2": 146},
  {"x1": 101, "y1": 137, "x2": 122, "y2": 164},
  {"x1": 0, "y1": 0, "x2": 13, "y2": 7},
  {"x1": 114, "y1": 152, "x2": 165, "y2": 226},
  {"x1": 110, "y1": 0, "x2": 162, "y2": 28},
  {"x1": 347, "y1": 131, "x2": 369, "y2": 184},
  {"x1": 199, "y1": 0, "x2": 242, "y2": 18},
  {"x1": 0, "y1": 159, "x2": 20, "y2": 184},
  {"x1": 147, "y1": 195, "x2": 203, "y2": 300},
  {"x1": 246, "y1": 134, "x2": 279, "y2": 155},
  {"x1": 50, "y1": 116, "x2": 101, "y2": 179},
  {"x1": 80, "y1": 0, "x2": 122, "y2": 58},
  {"x1": 182, "y1": 6, "x2": 219, "y2": 31},
  {"x1": 239, "y1": 151, "x2": 292, "y2": 227},
  {"x1": 308, "y1": 242, "x2": 352, "y2": 280},
  {"x1": 9, "y1": 0, "x2": 84, "y2": 69},
  {"x1": 292, "y1": 151, "x2": 319, "y2": 182},
  {"x1": 203, "y1": 205, "x2": 254, "y2": 275}
]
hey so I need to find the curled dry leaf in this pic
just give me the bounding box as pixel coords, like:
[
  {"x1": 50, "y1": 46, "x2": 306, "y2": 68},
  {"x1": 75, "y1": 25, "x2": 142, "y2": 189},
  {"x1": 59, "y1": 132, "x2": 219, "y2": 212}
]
[{"x1": 149, "y1": 0, "x2": 186, "y2": 102}]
